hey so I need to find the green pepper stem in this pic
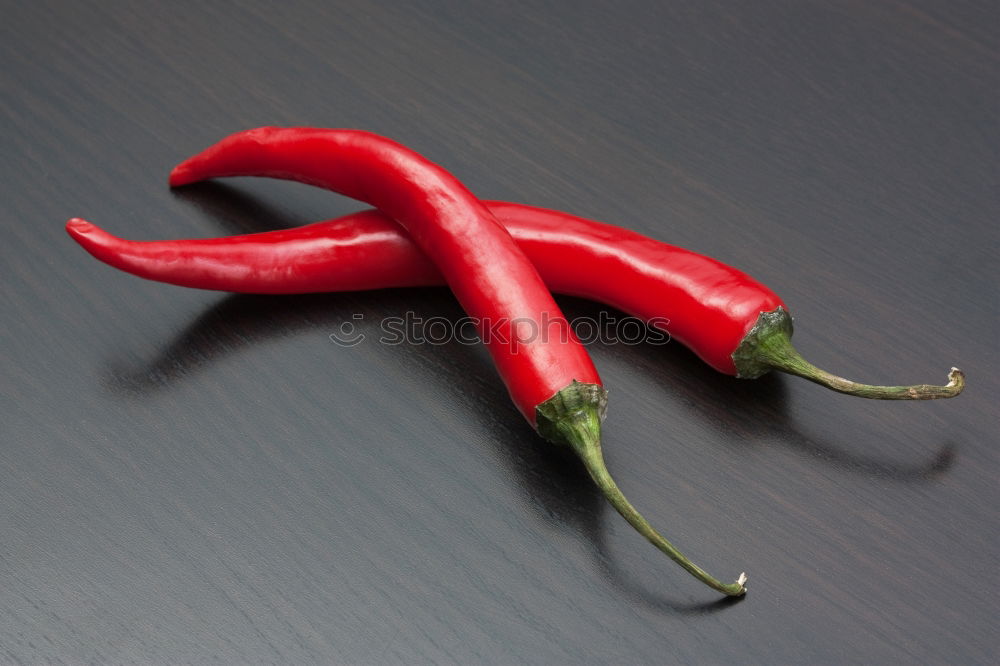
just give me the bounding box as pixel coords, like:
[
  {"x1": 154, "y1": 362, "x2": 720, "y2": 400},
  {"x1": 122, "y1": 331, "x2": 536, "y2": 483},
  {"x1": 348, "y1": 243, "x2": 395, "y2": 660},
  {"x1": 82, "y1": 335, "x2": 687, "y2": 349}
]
[
  {"x1": 768, "y1": 348, "x2": 964, "y2": 400},
  {"x1": 733, "y1": 307, "x2": 965, "y2": 399},
  {"x1": 575, "y1": 438, "x2": 747, "y2": 596},
  {"x1": 536, "y1": 382, "x2": 747, "y2": 597}
]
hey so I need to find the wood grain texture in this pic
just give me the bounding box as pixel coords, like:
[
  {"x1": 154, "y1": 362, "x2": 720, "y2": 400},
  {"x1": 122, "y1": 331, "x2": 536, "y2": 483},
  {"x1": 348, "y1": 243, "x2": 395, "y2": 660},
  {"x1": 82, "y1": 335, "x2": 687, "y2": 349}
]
[{"x1": 1, "y1": 0, "x2": 996, "y2": 663}]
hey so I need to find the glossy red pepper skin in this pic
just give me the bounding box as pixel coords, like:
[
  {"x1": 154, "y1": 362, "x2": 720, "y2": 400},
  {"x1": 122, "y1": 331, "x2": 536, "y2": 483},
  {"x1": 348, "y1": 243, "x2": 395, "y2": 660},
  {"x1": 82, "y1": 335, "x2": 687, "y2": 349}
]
[
  {"x1": 162, "y1": 127, "x2": 760, "y2": 596},
  {"x1": 67, "y1": 202, "x2": 784, "y2": 376},
  {"x1": 166, "y1": 127, "x2": 600, "y2": 425}
]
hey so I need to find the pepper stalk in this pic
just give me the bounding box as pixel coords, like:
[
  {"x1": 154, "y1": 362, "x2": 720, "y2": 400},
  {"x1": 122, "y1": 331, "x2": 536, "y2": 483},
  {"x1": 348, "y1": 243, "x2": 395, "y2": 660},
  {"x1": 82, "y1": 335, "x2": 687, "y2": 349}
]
[
  {"x1": 536, "y1": 381, "x2": 747, "y2": 597},
  {"x1": 732, "y1": 307, "x2": 964, "y2": 399}
]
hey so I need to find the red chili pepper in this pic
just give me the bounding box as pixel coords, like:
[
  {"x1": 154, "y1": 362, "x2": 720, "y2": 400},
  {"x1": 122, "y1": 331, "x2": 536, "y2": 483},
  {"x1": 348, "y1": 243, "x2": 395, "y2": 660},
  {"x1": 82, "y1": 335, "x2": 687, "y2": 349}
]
[
  {"x1": 68, "y1": 203, "x2": 963, "y2": 400},
  {"x1": 76, "y1": 127, "x2": 750, "y2": 597}
]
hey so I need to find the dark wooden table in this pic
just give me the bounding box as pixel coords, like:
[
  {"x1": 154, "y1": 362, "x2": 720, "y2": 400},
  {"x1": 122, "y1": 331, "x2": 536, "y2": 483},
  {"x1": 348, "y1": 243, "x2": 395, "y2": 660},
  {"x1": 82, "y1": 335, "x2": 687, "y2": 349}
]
[{"x1": 2, "y1": 1, "x2": 996, "y2": 663}]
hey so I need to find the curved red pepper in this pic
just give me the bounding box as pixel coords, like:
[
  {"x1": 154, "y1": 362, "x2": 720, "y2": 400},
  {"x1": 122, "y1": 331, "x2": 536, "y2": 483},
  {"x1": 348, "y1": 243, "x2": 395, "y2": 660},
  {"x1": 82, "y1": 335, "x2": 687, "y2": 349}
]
[
  {"x1": 67, "y1": 202, "x2": 781, "y2": 374},
  {"x1": 68, "y1": 203, "x2": 963, "y2": 399},
  {"x1": 107, "y1": 127, "x2": 749, "y2": 597},
  {"x1": 166, "y1": 128, "x2": 602, "y2": 423}
]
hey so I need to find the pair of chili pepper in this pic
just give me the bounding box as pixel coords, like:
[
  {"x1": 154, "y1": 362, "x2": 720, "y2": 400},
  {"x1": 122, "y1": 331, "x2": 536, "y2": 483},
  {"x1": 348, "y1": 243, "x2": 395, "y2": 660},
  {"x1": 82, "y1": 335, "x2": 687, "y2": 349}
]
[{"x1": 68, "y1": 127, "x2": 963, "y2": 597}]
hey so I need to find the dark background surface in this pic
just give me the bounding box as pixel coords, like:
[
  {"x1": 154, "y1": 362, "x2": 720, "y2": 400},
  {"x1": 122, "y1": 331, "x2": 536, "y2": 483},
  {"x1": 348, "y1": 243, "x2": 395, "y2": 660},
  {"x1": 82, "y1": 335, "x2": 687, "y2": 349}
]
[{"x1": 2, "y1": 1, "x2": 997, "y2": 663}]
